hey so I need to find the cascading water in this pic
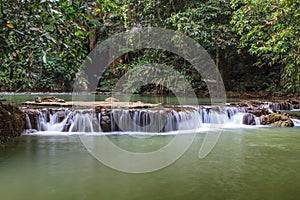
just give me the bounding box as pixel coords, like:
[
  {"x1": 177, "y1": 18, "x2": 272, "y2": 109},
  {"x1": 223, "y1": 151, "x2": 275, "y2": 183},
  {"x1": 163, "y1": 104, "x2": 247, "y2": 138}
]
[
  {"x1": 25, "y1": 113, "x2": 32, "y2": 130},
  {"x1": 110, "y1": 108, "x2": 202, "y2": 132},
  {"x1": 24, "y1": 107, "x2": 254, "y2": 133},
  {"x1": 68, "y1": 110, "x2": 102, "y2": 132},
  {"x1": 254, "y1": 117, "x2": 261, "y2": 125},
  {"x1": 291, "y1": 119, "x2": 300, "y2": 127},
  {"x1": 197, "y1": 107, "x2": 247, "y2": 124},
  {"x1": 261, "y1": 101, "x2": 300, "y2": 112},
  {"x1": 37, "y1": 109, "x2": 71, "y2": 131}
]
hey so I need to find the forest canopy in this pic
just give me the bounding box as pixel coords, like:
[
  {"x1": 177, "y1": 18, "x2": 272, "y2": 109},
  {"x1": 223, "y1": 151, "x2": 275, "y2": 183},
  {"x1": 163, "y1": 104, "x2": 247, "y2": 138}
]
[{"x1": 0, "y1": 0, "x2": 299, "y2": 96}]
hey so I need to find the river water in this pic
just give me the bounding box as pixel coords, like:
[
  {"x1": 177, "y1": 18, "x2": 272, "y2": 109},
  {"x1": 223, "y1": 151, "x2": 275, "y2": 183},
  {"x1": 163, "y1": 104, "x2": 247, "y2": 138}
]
[
  {"x1": 0, "y1": 93, "x2": 228, "y2": 105},
  {"x1": 1, "y1": 127, "x2": 299, "y2": 200}
]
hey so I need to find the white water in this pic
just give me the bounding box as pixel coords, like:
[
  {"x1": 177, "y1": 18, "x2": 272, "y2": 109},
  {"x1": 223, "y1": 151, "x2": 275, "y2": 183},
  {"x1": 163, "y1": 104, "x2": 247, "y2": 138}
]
[
  {"x1": 291, "y1": 119, "x2": 300, "y2": 127},
  {"x1": 25, "y1": 113, "x2": 32, "y2": 129},
  {"x1": 68, "y1": 110, "x2": 101, "y2": 132},
  {"x1": 24, "y1": 124, "x2": 264, "y2": 137},
  {"x1": 25, "y1": 107, "x2": 258, "y2": 133}
]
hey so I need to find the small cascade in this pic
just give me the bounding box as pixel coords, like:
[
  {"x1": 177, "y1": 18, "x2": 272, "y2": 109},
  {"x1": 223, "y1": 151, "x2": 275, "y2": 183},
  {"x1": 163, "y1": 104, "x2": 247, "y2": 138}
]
[
  {"x1": 110, "y1": 108, "x2": 202, "y2": 132},
  {"x1": 25, "y1": 105, "x2": 292, "y2": 133},
  {"x1": 69, "y1": 110, "x2": 101, "y2": 132},
  {"x1": 38, "y1": 109, "x2": 71, "y2": 131},
  {"x1": 197, "y1": 107, "x2": 247, "y2": 124},
  {"x1": 25, "y1": 113, "x2": 32, "y2": 130},
  {"x1": 291, "y1": 119, "x2": 300, "y2": 127},
  {"x1": 262, "y1": 101, "x2": 300, "y2": 111},
  {"x1": 254, "y1": 116, "x2": 261, "y2": 125},
  {"x1": 231, "y1": 113, "x2": 247, "y2": 124},
  {"x1": 111, "y1": 109, "x2": 157, "y2": 132},
  {"x1": 176, "y1": 110, "x2": 202, "y2": 130}
]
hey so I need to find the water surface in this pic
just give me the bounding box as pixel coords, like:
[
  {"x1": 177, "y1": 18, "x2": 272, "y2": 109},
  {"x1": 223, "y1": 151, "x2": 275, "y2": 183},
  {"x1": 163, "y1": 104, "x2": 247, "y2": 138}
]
[
  {"x1": 1, "y1": 128, "x2": 299, "y2": 200},
  {"x1": 1, "y1": 93, "x2": 240, "y2": 105}
]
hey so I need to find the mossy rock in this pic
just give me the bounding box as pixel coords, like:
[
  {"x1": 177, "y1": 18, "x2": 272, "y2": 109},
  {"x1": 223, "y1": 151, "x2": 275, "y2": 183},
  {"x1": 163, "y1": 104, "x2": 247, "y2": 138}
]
[
  {"x1": 0, "y1": 104, "x2": 25, "y2": 144},
  {"x1": 268, "y1": 114, "x2": 281, "y2": 123},
  {"x1": 260, "y1": 113, "x2": 294, "y2": 127}
]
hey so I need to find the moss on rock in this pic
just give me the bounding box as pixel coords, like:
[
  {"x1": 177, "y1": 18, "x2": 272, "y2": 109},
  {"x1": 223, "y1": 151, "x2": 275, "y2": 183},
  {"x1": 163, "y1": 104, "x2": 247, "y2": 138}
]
[{"x1": 260, "y1": 113, "x2": 294, "y2": 127}]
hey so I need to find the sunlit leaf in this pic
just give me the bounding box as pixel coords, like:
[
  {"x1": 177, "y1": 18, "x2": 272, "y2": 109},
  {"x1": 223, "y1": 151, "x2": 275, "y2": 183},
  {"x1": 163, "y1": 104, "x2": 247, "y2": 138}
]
[{"x1": 6, "y1": 23, "x2": 14, "y2": 29}]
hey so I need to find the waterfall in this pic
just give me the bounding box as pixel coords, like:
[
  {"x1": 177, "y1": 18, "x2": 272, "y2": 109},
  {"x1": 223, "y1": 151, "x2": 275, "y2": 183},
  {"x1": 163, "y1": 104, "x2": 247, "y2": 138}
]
[
  {"x1": 25, "y1": 113, "x2": 32, "y2": 130},
  {"x1": 42, "y1": 110, "x2": 68, "y2": 131},
  {"x1": 231, "y1": 113, "x2": 246, "y2": 124},
  {"x1": 69, "y1": 110, "x2": 101, "y2": 132},
  {"x1": 291, "y1": 119, "x2": 300, "y2": 127},
  {"x1": 176, "y1": 110, "x2": 202, "y2": 130},
  {"x1": 197, "y1": 107, "x2": 246, "y2": 124},
  {"x1": 254, "y1": 116, "x2": 261, "y2": 125},
  {"x1": 263, "y1": 102, "x2": 298, "y2": 111},
  {"x1": 110, "y1": 109, "x2": 202, "y2": 132},
  {"x1": 24, "y1": 107, "x2": 258, "y2": 133}
]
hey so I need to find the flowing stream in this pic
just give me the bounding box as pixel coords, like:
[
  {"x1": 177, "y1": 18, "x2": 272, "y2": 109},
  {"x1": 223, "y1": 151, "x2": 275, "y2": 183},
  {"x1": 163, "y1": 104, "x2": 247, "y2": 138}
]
[{"x1": 24, "y1": 107, "x2": 258, "y2": 133}]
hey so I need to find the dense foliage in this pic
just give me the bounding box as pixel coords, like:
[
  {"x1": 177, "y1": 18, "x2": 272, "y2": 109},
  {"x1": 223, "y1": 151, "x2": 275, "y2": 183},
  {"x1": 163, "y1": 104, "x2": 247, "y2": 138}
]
[
  {"x1": 231, "y1": 0, "x2": 300, "y2": 94},
  {"x1": 0, "y1": 0, "x2": 299, "y2": 96},
  {"x1": 0, "y1": 0, "x2": 90, "y2": 91}
]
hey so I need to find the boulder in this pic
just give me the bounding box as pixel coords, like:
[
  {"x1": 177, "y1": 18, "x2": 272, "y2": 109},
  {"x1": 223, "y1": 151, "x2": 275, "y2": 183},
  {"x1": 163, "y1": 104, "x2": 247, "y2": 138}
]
[
  {"x1": 96, "y1": 108, "x2": 112, "y2": 132},
  {"x1": 248, "y1": 108, "x2": 270, "y2": 117},
  {"x1": 34, "y1": 96, "x2": 42, "y2": 103},
  {"x1": 35, "y1": 96, "x2": 65, "y2": 103},
  {"x1": 260, "y1": 113, "x2": 294, "y2": 127},
  {"x1": 242, "y1": 113, "x2": 256, "y2": 125},
  {"x1": 23, "y1": 109, "x2": 40, "y2": 129},
  {"x1": 105, "y1": 97, "x2": 119, "y2": 102},
  {"x1": 100, "y1": 114, "x2": 111, "y2": 132}
]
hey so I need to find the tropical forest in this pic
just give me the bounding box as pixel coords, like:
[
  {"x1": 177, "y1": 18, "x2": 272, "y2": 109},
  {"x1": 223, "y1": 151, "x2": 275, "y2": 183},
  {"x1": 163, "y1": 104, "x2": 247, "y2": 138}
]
[
  {"x1": 0, "y1": 1, "x2": 300, "y2": 200},
  {"x1": 1, "y1": 0, "x2": 299, "y2": 96}
]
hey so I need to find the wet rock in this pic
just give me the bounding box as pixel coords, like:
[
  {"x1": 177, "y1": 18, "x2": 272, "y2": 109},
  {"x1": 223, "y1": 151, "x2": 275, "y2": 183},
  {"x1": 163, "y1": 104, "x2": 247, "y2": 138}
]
[
  {"x1": 248, "y1": 108, "x2": 270, "y2": 117},
  {"x1": 35, "y1": 96, "x2": 65, "y2": 103},
  {"x1": 260, "y1": 113, "x2": 294, "y2": 127},
  {"x1": 23, "y1": 109, "x2": 40, "y2": 130},
  {"x1": 284, "y1": 111, "x2": 300, "y2": 120},
  {"x1": 35, "y1": 96, "x2": 42, "y2": 103},
  {"x1": 279, "y1": 120, "x2": 294, "y2": 127},
  {"x1": 280, "y1": 115, "x2": 289, "y2": 121},
  {"x1": 105, "y1": 97, "x2": 119, "y2": 102},
  {"x1": 260, "y1": 115, "x2": 268, "y2": 125},
  {"x1": 242, "y1": 113, "x2": 256, "y2": 125},
  {"x1": 55, "y1": 110, "x2": 67, "y2": 122},
  {"x1": 234, "y1": 100, "x2": 264, "y2": 108},
  {"x1": 95, "y1": 108, "x2": 111, "y2": 132},
  {"x1": 268, "y1": 100, "x2": 300, "y2": 111},
  {"x1": 100, "y1": 114, "x2": 111, "y2": 132}
]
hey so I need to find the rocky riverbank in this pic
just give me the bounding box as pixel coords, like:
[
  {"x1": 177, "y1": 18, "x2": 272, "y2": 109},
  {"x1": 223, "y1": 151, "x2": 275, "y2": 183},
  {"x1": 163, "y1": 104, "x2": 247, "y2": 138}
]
[
  {"x1": 1, "y1": 98, "x2": 299, "y2": 142},
  {"x1": 0, "y1": 104, "x2": 25, "y2": 145},
  {"x1": 230, "y1": 100, "x2": 300, "y2": 127}
]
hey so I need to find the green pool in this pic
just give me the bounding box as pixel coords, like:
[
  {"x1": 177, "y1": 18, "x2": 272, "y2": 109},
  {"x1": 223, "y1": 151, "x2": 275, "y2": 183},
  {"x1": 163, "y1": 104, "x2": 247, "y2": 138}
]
[{"x1": 1, "y1": 128, "x2": 299, "y2": 200}]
